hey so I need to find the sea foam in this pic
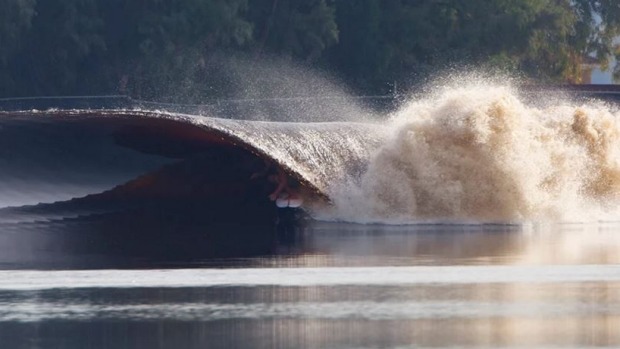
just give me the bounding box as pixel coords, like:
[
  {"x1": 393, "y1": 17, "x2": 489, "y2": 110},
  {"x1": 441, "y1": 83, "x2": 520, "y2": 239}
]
[{"x1": 328, "y1": 82, "x2": 620, "y2": 223}]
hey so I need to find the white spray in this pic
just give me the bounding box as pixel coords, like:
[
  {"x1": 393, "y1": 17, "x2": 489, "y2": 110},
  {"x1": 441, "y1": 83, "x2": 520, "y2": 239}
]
[{"x1": 327, "y1": 81, "x2": 620, "y2": 223}]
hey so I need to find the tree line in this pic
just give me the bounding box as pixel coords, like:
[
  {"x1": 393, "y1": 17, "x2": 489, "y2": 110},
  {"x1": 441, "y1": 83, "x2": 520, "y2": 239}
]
[{"x1": 1, "y1": 0, "x2": 619, "y2": 101}]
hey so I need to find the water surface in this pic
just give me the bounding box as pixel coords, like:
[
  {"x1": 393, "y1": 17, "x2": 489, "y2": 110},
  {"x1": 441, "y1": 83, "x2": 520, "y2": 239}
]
[{"x1": 1, "y1": 221, "x2": 619, "y2": 348}]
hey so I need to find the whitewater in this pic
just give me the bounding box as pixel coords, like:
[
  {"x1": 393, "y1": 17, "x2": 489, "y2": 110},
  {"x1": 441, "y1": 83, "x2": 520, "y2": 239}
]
[{"x1": 326, "y1": 83, "x2": 620, "y2": 224}]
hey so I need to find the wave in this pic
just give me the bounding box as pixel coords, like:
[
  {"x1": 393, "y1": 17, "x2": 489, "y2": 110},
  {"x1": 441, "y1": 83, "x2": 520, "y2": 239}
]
[
  {"x1": 2, "y1": 82, "x2": 620, "y2": 225},
  {"x1": 0, "y1": 109, "x2": 384, "y2": 220}
]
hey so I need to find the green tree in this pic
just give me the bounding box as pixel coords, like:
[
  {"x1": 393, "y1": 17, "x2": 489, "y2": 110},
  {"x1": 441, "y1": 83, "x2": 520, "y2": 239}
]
[
  {"x1": 0, "y1": 0, "x2": 36, "y2": 95},
  {"x1": 248, "y1": 0, "x2": 338, "y2": 62},
  {"x1": 0, "y1": 0, "x2": 35, "y2": 64},
  {"x1": 573, "y1": 0, "x2": 620, "y2": 81},
  {"x1": 8, "y1": 0, "x2": 104, "y2": 96},
  {"x1": 2, "y1": 0, "x2": 620, "y2": 99},
  {"x1": 328, "y1": 0, "x2": 620, "y2": 94},
  {"x1": 96, "y1": 0, "x2": 253, "y2": 99}
]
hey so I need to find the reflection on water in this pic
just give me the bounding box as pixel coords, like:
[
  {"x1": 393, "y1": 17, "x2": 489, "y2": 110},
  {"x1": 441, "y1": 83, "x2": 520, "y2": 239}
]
[
  {"x1": 1, "y1": 219, "x2": 620, "y2": 348},
  {"x1": 1, "y1": 282, "x2": 620, "y2": 348}
]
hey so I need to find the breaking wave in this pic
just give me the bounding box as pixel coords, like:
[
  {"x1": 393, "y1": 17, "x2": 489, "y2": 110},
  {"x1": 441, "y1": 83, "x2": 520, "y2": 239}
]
[
  {"x1": 328, "y1": 82, "x2": 620, "y2": 223},
  {"x1": 3, "y1": 81, "x2": 620, "y2": 225}
]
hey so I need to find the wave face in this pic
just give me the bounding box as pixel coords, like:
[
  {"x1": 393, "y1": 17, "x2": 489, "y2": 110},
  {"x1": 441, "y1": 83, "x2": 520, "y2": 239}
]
[
  {"x1": 0, "y1": 113, "x2": 169, "y2": 208},
  {"x1": 328, "y1": 83, "x2": 620, "y2": 223},
  {"x1": 187, "y1": 112, "x2": 386, "y2": 196},
  {"x1": 0, "y1": 110, "x2": 384, "y2": 213}
]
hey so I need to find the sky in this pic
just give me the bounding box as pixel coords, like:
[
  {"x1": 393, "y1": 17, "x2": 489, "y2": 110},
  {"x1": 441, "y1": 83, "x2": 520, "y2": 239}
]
[{"x1": 591, "y1": 66, "x2": 613, "y2": 84}]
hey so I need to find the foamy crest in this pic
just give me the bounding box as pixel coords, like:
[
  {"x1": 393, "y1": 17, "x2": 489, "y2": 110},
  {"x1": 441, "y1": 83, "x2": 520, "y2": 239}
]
[{"x1": 329, "y1": 83, "x2": 620, "y2": 223}]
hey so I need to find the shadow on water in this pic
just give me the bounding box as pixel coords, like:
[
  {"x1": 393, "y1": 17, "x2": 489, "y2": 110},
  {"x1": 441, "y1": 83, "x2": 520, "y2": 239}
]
[
  {"x1": 0, "y1": 208, "x2": 254, "y2": 270},
  {"x1": 4, "y1": 201, "x2": 620, "y2": 269},
  {"x1": 0, "y1": 177, "x2": 313, "y2": 270},
  {"x1": 0, "y1": 196, "x2": 323, "y2": 268}
]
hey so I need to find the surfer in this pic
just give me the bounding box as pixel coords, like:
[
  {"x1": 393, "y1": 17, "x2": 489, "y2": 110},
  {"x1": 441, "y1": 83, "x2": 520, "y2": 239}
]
[
  {"x1": 249, "y1": 158, "x2": 303, "y2": 208},
  {"x1": 268, "y1": 167, "x2": 303, "y2": 208}
]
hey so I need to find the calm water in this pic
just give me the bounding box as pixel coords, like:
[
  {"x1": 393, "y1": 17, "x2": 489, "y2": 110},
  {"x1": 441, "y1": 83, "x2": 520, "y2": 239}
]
[{"x1": 1, "y1": 220, "x2": 620, "y2": 348}]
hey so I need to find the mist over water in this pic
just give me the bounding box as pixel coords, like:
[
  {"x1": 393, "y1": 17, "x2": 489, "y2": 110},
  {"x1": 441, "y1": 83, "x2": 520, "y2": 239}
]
[
  {"x1": 215, "y1": 56, "x2": 378, "y2": 122},
  {"x1": 147, "y1": 55, "x2": 380, "y2": 123},
  {"x1": 327, "y1": 80, "x2": 620, "y2": 224}
]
